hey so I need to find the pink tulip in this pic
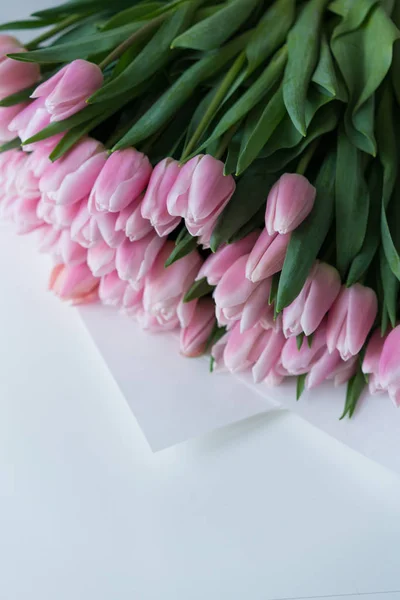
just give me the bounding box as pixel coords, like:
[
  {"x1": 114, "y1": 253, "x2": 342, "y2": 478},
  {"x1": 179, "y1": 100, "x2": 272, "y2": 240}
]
[
  {"x1": 115, "y1": 233, "x2": 165, "y2": 286},
  {"x1": 70, "y1": 200, "x2": 101, "y2": 248},
  {"x1": 141, "y1": 157, "x2": 181, "y2": 236},
  {"x1": 87, "y1": 241, "x2": 116, "y2": 277},
  {"x1": 282, "y1": 261, "x2": 341, "y2": 338},
  {"x1": 0, "y1": 103, "x2": 27, "y2": 142},
  {"x1": 327, "y1": 284, "x2": 378, "y2": 361},
  {"x1": 52, "y1": 201, "x2": 82, "y2": 229},
  {"x1": 239, "y1": 278, "x2": 275, "y2": 332},
  {"x1": 305, "y1": 349, "x2": 357, "y2": 390},
  {"x1": 0, "y1": 149, "x2": 26, "y2": 198},
  {"x1": 167, "y1": 154, "x2": 235, "y2": 238},
  {"x1": 121, "y1": 284, "x2": 144, "y2": 317},
  {"x1": 28, "y1": 139, "x2": 61, "y2": 178},
  {"x1": 31, "y1": 59, "x2": 103, "y2": 122},
  {"x1": 0, "y1": 35, "x2": 40, "y2": 99},
  {"x1": 49, "y1": 263, "x2": 99, "y2": 305},
  {"x1": 179, "y1": 297, "x2": 216, "y2": 357},
  {"x1": 362, "y1": 329, "x2": 387, "y2": 395},
  {"x1": 196, "y1": 232, "x2": 259, "y2": 286},
  {"x1": 214, "y1": 254, "x2": 258, "y2": 309},
  {"x1": 14, "y1": 151, "x2": 40, "y2": 200},
  {"x1": 265, "y1": 173, "x2": 316, "y2": 235},
  {"x1": 251, "y1": 328, "x2": 286, "y2": 383},
  {"x1": 143, "y1": 242, "x2": 202, "y2": 330},
  {"x1": 8, "y1": 97, "x2": 52, "y2": 150},
  {"x1": 56, "y1": 229, "x2": 87, "y2": 266},
  {"x1": 245, "y1": 228, "x2": 290, "y2": 283},
  {"x1": 90, "y1": 149, "x2": 152, "y2": 213},
  {"x1": 36, "y1": 225, "x2": 61, "y2": 254},
  {"x1": 281, "y1": 322, "x2": 327, "y2": 375},
  {"x1": 99, "y1": 270, "x2": 127, "y2": 308},
  {"x1": 210, "y1": 331, "x2": 230, "y2": 372},
  {"x1": 115, "y1": 194, "x2": 153, "y2": 241},
  {"x1": 222, "y1": 322, "x2": 264, "y2": 373},
  {"x1": 36, "y1": 196, "x2": 56, "y2": 225},
  {"x1": 39, "y1": 137, "x2": 107, "y2": 205},
  {"x1": 12, "y1": 196, "x2": 42, "y2": 234},
  {"x1": 379, "y1": 326, "x2": 400, "y2": 407},
  {"x1": 91, "y1": 207, "x2": 125, "y2": 248}
]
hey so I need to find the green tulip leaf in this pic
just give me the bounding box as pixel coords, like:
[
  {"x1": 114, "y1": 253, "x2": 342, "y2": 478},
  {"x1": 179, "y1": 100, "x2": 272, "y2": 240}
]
[
  {"x1": 172, "y1": 0, "x2": 260, "y2": 51},
  {"x1": 283, "y1": 0, "x2": 328, "y2": 136}
]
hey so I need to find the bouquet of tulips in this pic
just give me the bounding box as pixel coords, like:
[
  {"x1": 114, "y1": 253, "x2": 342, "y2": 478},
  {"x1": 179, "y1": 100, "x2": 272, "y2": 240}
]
[{"x1": 1, "y1": 0, "x2": 400, "y2": 418}]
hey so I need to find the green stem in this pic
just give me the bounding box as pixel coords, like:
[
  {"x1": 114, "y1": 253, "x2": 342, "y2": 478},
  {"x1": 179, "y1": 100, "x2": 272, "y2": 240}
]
[
  {"x1": 181, "y1": 51, "x2": 246, "y2": 161},
  {"x1": 25, "y1": 14, "x2": 83, "y2": 49},
  {"x1": 296, "y1": 139, "x2": 319, "y2": 176},
  {"x1": 98, "y1": 13, "x2": 168, "y2": 71},
  {"x1": 214, "y1": 122, "x2": 241, "y2": 161}
]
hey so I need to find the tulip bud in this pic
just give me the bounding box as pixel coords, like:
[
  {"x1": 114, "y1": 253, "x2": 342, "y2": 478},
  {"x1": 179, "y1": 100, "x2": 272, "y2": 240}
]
[
  {"x1": 90, "y1": 149, "x2": 152, "y2": 213},
  {"x1": 283, "y1": 261, "x2": 341, "y2": 338},
  {"x1": 115, "y1": 233, "x2": 165, "y2": 286},
  {"x1": 70, "y1": 200, "x2": 101, "y2": 248},
  {"x1": 245, "y1": 228, "x2": 290, "y2": 283},
  {"x1": 0, "y1": 104, "x2": 27, "y2": 142},
  {"x1": 56, "y1": 229, "x2": 87, "y2": 266},
  {"x1": 115, "y1": 195, "x2": 153, "y2": 241},
  {"x1": 143, "y1": 242, "x2": 202, "y2": 330},
  {"x1": 8, "y1": 97, "x2": 53, "y2": 151},
  {"x1": 196, "y1": 232, "x2": 259, "y2": 286},
  {"x1": 362, "y1": 329, "x2": 387, "y2": 395},
  {"x1": 121, "y1": 284, "x2": 144, "y2": 317},
  {"x1": 240, "y1": 278, "x2": 274, "y2": 333},
  {"x1": 251, "y1": 328, "x2": 286, "y2": 383},
  {"x1": 214, "y1": 254, "x2": 258, "y2": 309},
  {"x1": 49, "y1": 263, "x2": 99, "y2": 305},
  {"x1": 87, "y1": 241, "x2": 116, "y2": 277},
  {"x1": 167, "y1": 154, "x2": 235, "y2": 238},
  {"x1": 179, "y1": 298, "x2": 216, "y2": 357},
  {"x1": 0, "y1": 35, "x2": 40, "y2": 99},
  {"x1": 281, "y1": 322, "x2": 327, "y2": 375},
  {"x1": 223, "y1": 322, "x2": 264, "y2": 373},
  {"x1": 379, "y1": 326, "x2": 400, "y2": 407},
  {"x1": 37, "y1": 225, "x2": 61, "y2": 254},
  {"x1": 327, "y1": 284, "x2": 378, "y2": 360},
  {"x1": 31, "y1": 59, "x2": 103, "y2": 122},
  {"x1": 99, "y1": 270, "x2": 127, "y2": 308},
  {"x1": 265, "y1": 173, "x2": 316, "y2": 235},
  {"x1": 39, "y1": 138, "x2": 107, "y2": 206},
  {"x1": 141, "y1": 157, "x2": 181, "y2": 236}
]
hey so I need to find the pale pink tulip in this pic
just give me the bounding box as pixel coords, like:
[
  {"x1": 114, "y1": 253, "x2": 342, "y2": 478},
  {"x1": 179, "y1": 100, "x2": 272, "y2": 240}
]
[
  {"x1": 99, "y1": 270, "x2": 127, "y2": 308},
  {"x1": 214, "y1": 254, "x2": 258, "y2": 309},
  {"x1": 283, "y1": 261, "x2": 341, "y2": 338},
  {"x1": 87, "y1": 241, "x2": 115, "y2": 277},
  {"x1": 305, "y1": 349, "x2": 357, "y2": 390},
  {"x1": 8, "y1": 97, "x2": 52, "y2": 150},
  {"x1": 121, "y1": 284, "x2": 144, "y2": 317},
  {"x1": 179, "y1": 297, "x2": 216, "y2": 357},
  {"x1": 379, "y1": 326, "x2": 400, "y2": 407},
  {"x1": 245, "y1": 228, "x2": 290, "y2": 283},
  {"x1": 70, "y1": 200, "x2": 101, "y2": 248},
  {"x1": 327, "y1": 284, "x2": 378, "y2": 360},
  {"x1": 36, "y1": 225, "x2": 61, "y2": 254},
  {"x1": 115, "y1": 194, "x2": 153, "y2": 241},
  {"x1": 57, "y1": 229, "x2": 87, "y2": 266},
  {"x1": 362, "y1": 329, "x2": 387, "y2": 395},
  {"x1": 90, "y1": 148, "x2": 152, "y2": 213},
  {"x1": 251, "y1": 328, "x2": 286, "y2": 383},
  {"x1": 141, "y1": 157, "x2": 181, "y2": 236},
  {"x1": 223, "y1": 322, "x2": 264, "y2": 373},
  {"x1": 0, "y1": 103, "x2": 27, "y2": 142},
  {"x1": 115, "y1": 233, "x2": 165, "y2": 286},
  {"x1": 265, "y1": 173, "x2": 316, "y2": 235},
  {"x1": 210, "y1": 331, "x2": 230, "y2": 372},
  {"x1": 91, "y1": 207, "x2": 125, "y2": 248},
  {"x1": 281, "y1": 322, "x2": 327, "y2": 375},
  {"x1": 196, "y1": 232, "x2": 259, "y2": 286},
  {"x1": 39, "y1": 137, "x2": 107, "y2": 205},
  {"x1": 31, "y1": 59, "x2": 103, "y2": 122},
  {"x1": 167, "y1": 154, "x2": 235, "y2": 238},
  {"x1": 0, "y1": 35, "x2": 40, "y2": 98},
  {"x1": 143, "y1": 242, "x2": 202, "y2": 330},
  {"x1": 52, "y1": 202, "x2": 82, "y2": 229},
  {"x1": 49, "y1": 263, "x2": 99, "y2": 305},
  {"x1": 239, "y1": 278, "x2": 274, "y2": 332},
  {"x1": 11, "y1": 195, "x2": 42, "y2": 234},
  {"x1": 14, "y1": 151, "x2": 40, "y2": 200}
]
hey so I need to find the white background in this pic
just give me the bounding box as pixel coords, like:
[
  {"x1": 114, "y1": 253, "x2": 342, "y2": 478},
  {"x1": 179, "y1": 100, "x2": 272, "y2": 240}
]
[{"x1": 1, "y1": 2, "x2": 400, "y2": 599}]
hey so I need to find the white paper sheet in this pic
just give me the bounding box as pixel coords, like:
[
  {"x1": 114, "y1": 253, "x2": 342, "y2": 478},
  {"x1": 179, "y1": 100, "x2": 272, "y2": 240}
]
[{"x1": 80, "y1": 305, "x2": 400, "y2": 475}]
